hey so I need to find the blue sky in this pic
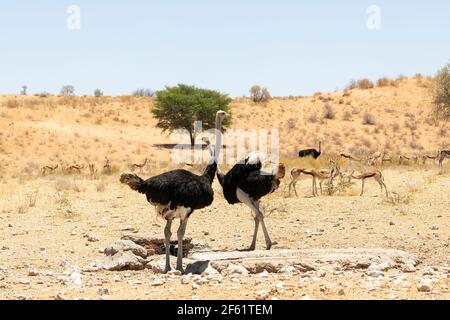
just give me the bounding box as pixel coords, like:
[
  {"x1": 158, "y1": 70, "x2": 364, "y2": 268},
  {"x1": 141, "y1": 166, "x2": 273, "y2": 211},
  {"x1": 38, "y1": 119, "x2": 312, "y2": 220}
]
[{"x1": 0, "y1": 0, "x2": 449, "y2": 96}]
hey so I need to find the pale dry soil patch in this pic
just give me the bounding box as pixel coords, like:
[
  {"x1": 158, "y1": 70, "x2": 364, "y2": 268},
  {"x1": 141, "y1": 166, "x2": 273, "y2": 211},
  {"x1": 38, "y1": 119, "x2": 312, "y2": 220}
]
[{"x1": 1, "y1": 167, "x2": 450, "y2": 300}]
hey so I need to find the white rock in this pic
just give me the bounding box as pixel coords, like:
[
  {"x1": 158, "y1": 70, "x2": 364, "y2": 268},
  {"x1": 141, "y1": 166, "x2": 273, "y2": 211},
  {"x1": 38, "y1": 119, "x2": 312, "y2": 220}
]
[
  {"x1": 258, "y1": 270, "x2": 270, "y2": 278},
  {"x1": 378, "y1": 261, "x2": 392, "y2": 271},
  {"x1": 104, "y1": 240, "x2": 147, "y2": 259},
  {"x1": 181, "y1": 276, "x2": 191, "y2": 285},
  {"x1": 279, "y1": 266, "x2": 297, "y2": 274},
  {"x1": 422, "y1": 267, "x2": 434, "y2": 276},
  {"x1": 194, "y1": 277, "x2": 209, "y2": 285},
  {"x1": 28, "y1": 270, "x2": 40, "y2": 276},
  {"x1": 417, "y1": 279, "x2": 433, "y2": 292},
  {"x1": 87, "y1": 234, "x2": 99, "y2": 242},
  {"x1": 202, "y1": 266, "x2": 219, "y2": 276},
  {"x1": 274, "y1": 282, "x2": 284, "y2": 289},
  {"x1": 151, "y1": 279, "x2": 165, "y2": 287},
  {"x1": 256, "y1": 290, "x2": 270, "y2": 300},
  {"x1": 402, "y1": 264, "x2": 416, "y2": 273},
  {"x1": 222, "y1": 263, "x2": 248, "y2": 276},
  {"x1": 367, "y1": 270, "x2": 384, "y2": 278}
]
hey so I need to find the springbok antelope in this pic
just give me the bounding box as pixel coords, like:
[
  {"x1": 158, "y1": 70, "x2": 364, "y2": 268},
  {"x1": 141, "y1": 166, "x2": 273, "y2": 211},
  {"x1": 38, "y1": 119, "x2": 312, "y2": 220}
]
[
  {"x1": 41, "y1": 164, "x2": 58, "y2": 175},
  {"x1": 67, "y1": 164, "x2": 84, "y2": 174},
  {"x1": 368, "y1": 149, "x2": 391, "y2": 167},
  {"x1": 340, "y1": 152, "x2": 361, "y2": 162},
  {"x1": 438, "y1": 150, "x2": 450, "y2": 171},
  {"x1": 421, "y1": 151, "x2": 440, "y2": 165},
  {"x1": 131, "y1": 158, "x2": 149, "y2": 173},
  {"x1": 350, "y1": 170, "x2": 388, "y2": 197},
  {"x1": 399, "y1": 155, "x2": 418, "y2": 165},
  {"x1": 289, "y1": 161, "x2": 340, "y2": 197},
  {"x1": 340, "y1": 152, "x2": 361, "y2": 169},
  {"x1": 368, "y1": 151, "x2": 382, "y2": 166}
]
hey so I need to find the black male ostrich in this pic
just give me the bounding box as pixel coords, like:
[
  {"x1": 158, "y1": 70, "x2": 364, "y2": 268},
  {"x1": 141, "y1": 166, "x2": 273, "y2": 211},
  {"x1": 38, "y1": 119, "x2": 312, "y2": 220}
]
[
  {"x1": 120, "y1": 110, "x2": 228, "y2": 272},
  {"x1": 298, "y1": 141, "x2": 322, "y2": 159},
  {"x1": 216, "y1": 154, "x2": 285, "y2": 250}
]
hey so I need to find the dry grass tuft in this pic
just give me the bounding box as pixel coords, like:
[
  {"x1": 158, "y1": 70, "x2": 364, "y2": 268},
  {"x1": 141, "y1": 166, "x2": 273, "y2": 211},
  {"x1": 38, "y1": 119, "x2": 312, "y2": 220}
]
[
  {"x1": 96, "y1": 180, "x2": 106, "y2": 192},
  {"x1": 362, "y1": 112, "x2": 376, "y2": 125},
  {"x1": 54, "y1": 177, "x2": 83, "y2": 192}
]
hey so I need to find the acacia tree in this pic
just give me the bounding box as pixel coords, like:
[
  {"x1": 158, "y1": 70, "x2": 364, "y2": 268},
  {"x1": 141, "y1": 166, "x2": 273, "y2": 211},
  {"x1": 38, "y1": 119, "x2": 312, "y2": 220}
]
[
  {"x1": 432, "y1": 62, "x2": 450, "y2": 122},
  {"x1": 94, "y1": 89, "x2": 103, "y2": 97},
  {"x1": 152, "y1": 84, "x2": 231, "y2": 146},
  {"x1": 60, "y1": 85, "x2": 75, "y2": 97},
  {"x1": 249, "y1": 85, "x2": 271, "y2": 103}
]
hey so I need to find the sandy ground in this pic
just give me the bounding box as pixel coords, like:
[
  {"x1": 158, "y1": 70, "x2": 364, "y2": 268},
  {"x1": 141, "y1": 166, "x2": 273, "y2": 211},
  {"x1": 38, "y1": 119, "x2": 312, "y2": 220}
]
[
  {"x1": 0, "y1": 165, "x2": 450, "y2": 300},
  {"x1": 1, "y1": 78, "x2": 450, "y2": 300}
]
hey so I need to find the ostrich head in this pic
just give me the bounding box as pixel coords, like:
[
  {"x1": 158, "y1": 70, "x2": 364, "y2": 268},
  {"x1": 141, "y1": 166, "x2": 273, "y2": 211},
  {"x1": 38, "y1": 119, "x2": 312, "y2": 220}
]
[{"x1": 216, "y1": 110, "x2": 229, "y2": 123}]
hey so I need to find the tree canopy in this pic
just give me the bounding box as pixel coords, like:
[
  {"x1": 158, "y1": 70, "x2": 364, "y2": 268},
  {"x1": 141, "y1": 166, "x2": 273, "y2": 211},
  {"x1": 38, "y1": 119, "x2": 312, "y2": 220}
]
[{"x1": 152, "y1": 84, "x2": 232, "y2": 146}]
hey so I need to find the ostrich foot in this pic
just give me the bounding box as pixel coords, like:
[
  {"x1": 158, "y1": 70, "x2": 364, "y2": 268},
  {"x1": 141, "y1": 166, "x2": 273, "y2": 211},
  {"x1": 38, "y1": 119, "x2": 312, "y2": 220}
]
[
  {"x1": 176, "y1": 262, "x2": 184, "y2": 273},
  {"x1": 176, "y1": 267, "x2": 184, "y2": 274},
  {"x1": 238, "y1": 244, "x2": 256, "y2": 252},
  {"x1": 266, "y1": 240, "x2": 277, "y2": 250}
]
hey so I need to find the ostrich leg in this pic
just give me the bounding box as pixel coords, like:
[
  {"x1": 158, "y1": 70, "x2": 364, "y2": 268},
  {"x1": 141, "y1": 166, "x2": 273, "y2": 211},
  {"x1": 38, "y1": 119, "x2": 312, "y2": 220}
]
[
  {"x1": 258, "y1": 210, "x2": 274, "y2": 250},
  {"x1": 237, "y1": 188, "x2": 274, "y2": 250},
  {"x1": 249, "y1": 217, "x2": 260, "y2": 250},
  {"x1": 236, "y1": 188, "x2": 260, "y2": 250},
  {"x1": 248, "y1": 200, "x2": 261, "y2": 250},
  {"x1": 176, "y1": 218, "x2": 189, "y2": 272},
  {"x1": 164, "y1": 219, "x2": 173, "y2": 272}
]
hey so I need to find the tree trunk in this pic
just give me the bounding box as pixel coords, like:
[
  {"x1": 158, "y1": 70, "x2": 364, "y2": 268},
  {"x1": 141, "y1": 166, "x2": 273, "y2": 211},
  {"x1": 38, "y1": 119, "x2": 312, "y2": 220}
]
[{"x1": 189, "y1": 130, "x2": 195, "y2": 147}]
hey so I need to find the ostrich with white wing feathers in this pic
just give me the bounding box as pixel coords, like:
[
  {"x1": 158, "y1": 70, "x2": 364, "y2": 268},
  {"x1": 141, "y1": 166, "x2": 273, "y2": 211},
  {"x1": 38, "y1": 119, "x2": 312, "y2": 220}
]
[{"x1": 215, "y1": 152, "x2": 285, "y2": 251}]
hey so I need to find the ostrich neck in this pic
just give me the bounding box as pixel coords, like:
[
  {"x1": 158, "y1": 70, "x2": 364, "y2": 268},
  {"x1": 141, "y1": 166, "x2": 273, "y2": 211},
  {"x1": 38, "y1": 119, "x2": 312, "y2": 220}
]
[{"x1": 214, "y1": 116, "x2": 223, "y2": 163}]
